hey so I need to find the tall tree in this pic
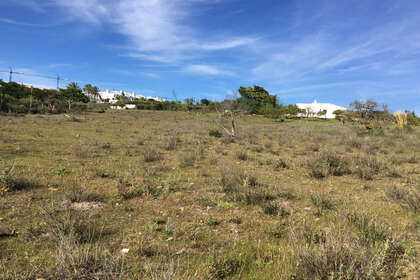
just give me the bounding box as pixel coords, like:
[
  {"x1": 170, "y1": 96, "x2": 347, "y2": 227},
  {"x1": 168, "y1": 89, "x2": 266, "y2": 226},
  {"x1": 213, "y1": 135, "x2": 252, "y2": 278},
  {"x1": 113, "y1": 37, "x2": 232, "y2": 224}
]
[
  {"x1": 60, "y1": 82, "x2": 89, "y2": 110},
  {"x1": 237, "y1": 85, "x2": 276, "y2": 113},
  {"x1": 83, "y1": 84, "x2": 100, "y2": 102}
]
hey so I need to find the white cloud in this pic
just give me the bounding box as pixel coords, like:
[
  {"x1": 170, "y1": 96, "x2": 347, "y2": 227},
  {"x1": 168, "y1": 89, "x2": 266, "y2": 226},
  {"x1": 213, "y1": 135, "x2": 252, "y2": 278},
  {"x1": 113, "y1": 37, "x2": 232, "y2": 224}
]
[
  {"x1": 123, "y1": 53, "x2": 178, "y2": 64},
  {"x1": 4, "y1": 0, "x2": 47, "y2": 13},
  {"x1": 184, "y1": 64, "x2": 232, "y2": 76},
  {"x1": 51, "y1": 0, "x2": 257, "y2": 63},
  {"x1": 53, "y1": 0, "x2": 108, "y2": 24},
  {"x1": 141, "y1": 72, "x2": 160, "y2": 79},
  {"x1": 0, "y1": 17, "x2": 53, "y2": 27}
]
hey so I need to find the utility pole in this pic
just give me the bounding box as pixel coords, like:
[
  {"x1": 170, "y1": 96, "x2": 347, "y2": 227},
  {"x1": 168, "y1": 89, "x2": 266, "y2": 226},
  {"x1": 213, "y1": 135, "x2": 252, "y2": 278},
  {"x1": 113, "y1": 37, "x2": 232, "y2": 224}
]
[
  {"x1": 56, "y1": 75, "x2": 60, "y2": 90},
  {"x1": 172, "y1": 90, "x2": 178, "y2": 102},
  {"x1": 8, "y1": 67, "x2": 24, "y2": 83}
]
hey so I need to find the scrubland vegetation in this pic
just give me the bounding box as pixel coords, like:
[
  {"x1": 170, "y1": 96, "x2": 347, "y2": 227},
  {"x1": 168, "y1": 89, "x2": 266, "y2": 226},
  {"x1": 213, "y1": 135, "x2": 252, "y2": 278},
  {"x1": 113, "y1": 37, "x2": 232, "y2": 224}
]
[{"x1": 0, "y1": 109, "x2": 419, "y2": 279}]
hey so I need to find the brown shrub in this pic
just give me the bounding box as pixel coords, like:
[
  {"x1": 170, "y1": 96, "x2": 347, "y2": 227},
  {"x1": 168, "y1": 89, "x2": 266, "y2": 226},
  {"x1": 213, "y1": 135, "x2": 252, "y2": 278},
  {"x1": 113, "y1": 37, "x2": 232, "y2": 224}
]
[
  {"x1": 307, "y1": 151, "x2": 351, "y2": 178},
  {"x1": 143, "y1": 146, "x2": 163, "y2": 162}
]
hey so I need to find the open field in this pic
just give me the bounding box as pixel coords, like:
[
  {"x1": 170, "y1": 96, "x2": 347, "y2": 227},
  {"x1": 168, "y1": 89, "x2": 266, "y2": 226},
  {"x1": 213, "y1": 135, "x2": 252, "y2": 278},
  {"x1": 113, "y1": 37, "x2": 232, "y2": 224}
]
[{"x1": 0, "y1": 111, "x2": 419, "y2": 279}]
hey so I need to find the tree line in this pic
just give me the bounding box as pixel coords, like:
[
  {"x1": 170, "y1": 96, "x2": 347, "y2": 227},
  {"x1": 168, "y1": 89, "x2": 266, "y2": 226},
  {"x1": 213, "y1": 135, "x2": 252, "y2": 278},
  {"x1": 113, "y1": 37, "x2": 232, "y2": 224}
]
[
  {"x1": 0, "y1": 79, "x2": 418, "y2": 126},
  {"x1": 0, "y1": 80, "x2": 93, "y2": 114}
]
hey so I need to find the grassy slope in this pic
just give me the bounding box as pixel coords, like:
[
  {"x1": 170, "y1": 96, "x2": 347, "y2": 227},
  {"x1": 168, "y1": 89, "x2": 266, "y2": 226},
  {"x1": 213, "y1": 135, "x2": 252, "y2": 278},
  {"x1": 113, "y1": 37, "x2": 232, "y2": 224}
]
[{"x1": 0, "y1": 111, "x2": 419, "y2": 279}]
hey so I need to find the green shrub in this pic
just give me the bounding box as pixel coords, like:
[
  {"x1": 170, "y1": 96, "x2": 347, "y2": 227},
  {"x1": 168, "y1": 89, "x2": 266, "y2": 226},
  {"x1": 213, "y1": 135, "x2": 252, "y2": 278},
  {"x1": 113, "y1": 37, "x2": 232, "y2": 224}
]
[
  {"x1": 0, "y1": 164, "x2": 40, "y2": 195},
  {"x1": 352, "y1": 155, "x2": 386, "y2": 180},
  {"x1": 117, "y1": 179, "x2": 143, "y2": 200},
  {"x1": 307, "y1": 151, "x2": 350, "y2": 178},
  {"x1": 262, "y1": 202, "x2": 278, "y2": 215},
  {"x1": 210, "y1": 255, "x2": 244, "y2": 279},
  {"x1": 209, "y1": 126, "x2": 222, "y2": 138},
  {"x1": 310, "y1": 193, "x2": 336, "y2": 212},
  {"x1": 207, "y1": 217, "x2": 221, "y2": 227},
  {"x1": 238, "y1": 189, "x2": 275, "y2": 206}
]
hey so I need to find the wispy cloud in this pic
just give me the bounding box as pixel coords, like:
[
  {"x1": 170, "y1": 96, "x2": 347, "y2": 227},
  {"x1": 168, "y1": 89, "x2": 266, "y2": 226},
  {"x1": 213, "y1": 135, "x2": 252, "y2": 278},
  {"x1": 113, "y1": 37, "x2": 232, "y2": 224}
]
[
  {"x1": 141, "y1": 72, "x2": 160, "y2": 79},
  {"x1": 3, "y1": 0, "x2": 47, "y2": 13},
  {"x1": 252, "y1": 14, "x2": 420, "y2": 84},
  {"x1": 51, "y1": 0, "x2": 257, "y2": 64},
  {"x1": 53, "y1": 0, "x2": 108, "y2": 24},
  {"x1": 47, "y1": 63, "x2": 74, "y2": 69},
  {"x1": 0, "y1": 17, "x2": 54, "y2": 27},
  {"x1": 183, "y1": 64, "x2": 232, "y2": 76}
]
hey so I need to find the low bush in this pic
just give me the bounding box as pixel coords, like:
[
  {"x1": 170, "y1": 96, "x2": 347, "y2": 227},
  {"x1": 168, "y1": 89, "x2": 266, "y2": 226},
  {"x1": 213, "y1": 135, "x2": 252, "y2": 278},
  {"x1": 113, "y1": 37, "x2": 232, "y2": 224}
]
[
  {"x1": 164, "y1": 131, "x2": 178, "y2": 151},
  {"x1": 219, "y1": 165, "x2": 246, "y2": 193},
  {"x1": 262, "y1": 202, "x2": 279, "y2": 215},
  {"x1": 41, "y1": 204, "x2": 127, "y2": 279},
  {"x1": 235, "y1": 150, "x2": 248, "y2": 161},
  {"x1": 117, "y1": 178, "x2": 143, "y2": 200},
  {"x1": 0, "y1": 164, "x2": 40, "y2": 195},
  {"x1": 273, "y1": 158, "x2": 288, "y2": 170},
  {"x1": 346, "y1": 212, "x2": 389, "y2": 245},
  {"x1": 310, "y1": 193, "x2": 336, "y2": 212},
  {"x1": 307, "y1": 151, "x2": 350, "y2": 178},
  {"x1": 209, "y1": 126, "x2": 222, "y2": 138},
  {"x1": 66, "y1": 185, "x2": 105, "y2": 203},
  {"x1": 386, "y1": 185, "x2": 419, "y2": 213},
  {"x1": 210, "y1": 255, "x2": 244, "y2": 279},
  {"x1": 237, "y1": 189, "x2": 276, "y2": 206},
  {"x1": 295, "y1": 230, "x2": 404, "y2": 280},
  {"x1": 179, "y1": 151, "x2": 197, "y2": 167},
  {"x1": 143, "y1": 146, "x2": 162, "y2": 162},
  {"x1": 352, "y1": 155, "x2": 386, "y2": 180}
]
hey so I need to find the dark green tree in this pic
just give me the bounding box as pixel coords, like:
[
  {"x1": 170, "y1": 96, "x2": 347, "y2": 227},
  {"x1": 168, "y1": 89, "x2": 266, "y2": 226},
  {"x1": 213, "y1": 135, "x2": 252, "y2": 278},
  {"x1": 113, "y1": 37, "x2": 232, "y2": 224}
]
[
  {"x1": 59, "y1": 82, "x2": 89, "y2": 110},
  {"x1": 237, "y1": 86, "x2": 276, "y2": 113},
  {"x1": 200, "y1": 98, "x2": 211, "y2": 106},
  {"x1": 83, "y1": 84, "x2": 100, "y2": 102}
]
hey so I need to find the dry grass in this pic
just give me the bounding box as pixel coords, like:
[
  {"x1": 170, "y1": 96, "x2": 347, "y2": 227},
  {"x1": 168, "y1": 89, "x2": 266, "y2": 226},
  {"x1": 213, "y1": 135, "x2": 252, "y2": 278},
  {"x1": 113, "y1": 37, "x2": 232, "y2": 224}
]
[
  {"x1": 394, "y1": 111, "x2": 408, "y2": 128},
  {"x1": 0, "y1": 111, "x2": 418, "y2": 279}
]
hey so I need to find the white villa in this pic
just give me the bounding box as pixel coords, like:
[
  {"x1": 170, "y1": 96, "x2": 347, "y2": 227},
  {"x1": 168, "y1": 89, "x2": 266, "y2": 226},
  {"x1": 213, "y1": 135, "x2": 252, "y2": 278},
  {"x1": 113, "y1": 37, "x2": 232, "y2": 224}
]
[
  {"x1": 98, "y1": 89, "x2": 165, "y2": 104},
  {"x1": 296, "y1": 100, "x2": 347, "y2": 119}
]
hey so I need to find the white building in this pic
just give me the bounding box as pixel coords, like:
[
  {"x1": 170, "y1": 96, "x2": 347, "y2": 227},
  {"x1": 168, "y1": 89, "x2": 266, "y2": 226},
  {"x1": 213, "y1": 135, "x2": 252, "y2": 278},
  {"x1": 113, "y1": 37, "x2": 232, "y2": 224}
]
[
  {"x1": 110, "y1": 104, "x2": 137, "y2": 110},
  {"x1": 98, "y1": 89, "x2": 165, "y2": 104},
  {"x1": 296, "y1": 100, "x2": 347, "y2": 119}
]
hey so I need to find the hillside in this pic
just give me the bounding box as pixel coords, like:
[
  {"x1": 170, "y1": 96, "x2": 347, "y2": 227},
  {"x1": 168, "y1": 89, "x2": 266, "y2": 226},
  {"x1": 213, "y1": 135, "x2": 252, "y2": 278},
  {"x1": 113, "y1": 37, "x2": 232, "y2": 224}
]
[{"x1": 0, "y1": 111, "x2": 419, "y2": 279}]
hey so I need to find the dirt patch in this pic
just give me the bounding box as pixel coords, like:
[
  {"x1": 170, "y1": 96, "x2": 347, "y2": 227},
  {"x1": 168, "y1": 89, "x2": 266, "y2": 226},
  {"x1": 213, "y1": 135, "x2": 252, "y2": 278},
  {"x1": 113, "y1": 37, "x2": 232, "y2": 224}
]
[{"x1": 70, "y1": 201, "x2": 105, "y2": 211}]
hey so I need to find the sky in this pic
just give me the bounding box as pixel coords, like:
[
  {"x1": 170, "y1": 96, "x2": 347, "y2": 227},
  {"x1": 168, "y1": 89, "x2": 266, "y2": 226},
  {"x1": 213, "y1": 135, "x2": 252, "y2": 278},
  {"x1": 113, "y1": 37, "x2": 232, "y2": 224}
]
[{"x1": 0, "y1": 0, "x2": 419, "y2": 112}]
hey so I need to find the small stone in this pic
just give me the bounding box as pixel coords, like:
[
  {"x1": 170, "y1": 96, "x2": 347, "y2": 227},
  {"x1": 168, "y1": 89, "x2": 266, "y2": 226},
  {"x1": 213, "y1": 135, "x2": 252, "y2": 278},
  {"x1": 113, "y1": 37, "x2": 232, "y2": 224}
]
[
  {"x1": 175, "y1": 248, "x2": 185, "y2": 255},
  {"x1": 121, "y1": 248, "x2": 129, "y2": 254}
]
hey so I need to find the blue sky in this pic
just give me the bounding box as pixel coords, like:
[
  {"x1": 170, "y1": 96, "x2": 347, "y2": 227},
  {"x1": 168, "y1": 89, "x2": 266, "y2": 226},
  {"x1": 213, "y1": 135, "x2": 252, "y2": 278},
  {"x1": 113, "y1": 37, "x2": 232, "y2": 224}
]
[{"x1": 0, "y1": 0, "x2": 419, "y2": 112}]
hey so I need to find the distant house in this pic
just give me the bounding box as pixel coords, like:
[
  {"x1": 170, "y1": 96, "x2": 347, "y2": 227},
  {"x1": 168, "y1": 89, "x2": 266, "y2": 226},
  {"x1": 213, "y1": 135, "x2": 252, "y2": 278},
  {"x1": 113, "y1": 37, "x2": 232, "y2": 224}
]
[
  {"x1": 98, "y1": 89, "x2": 165, "y2": 104},
  {"x1": 296, "y1": 100, "x2": 347, "y2": 119},
  {"x1": 110, "y1": 104, "x2": 137, "y2": 110}
]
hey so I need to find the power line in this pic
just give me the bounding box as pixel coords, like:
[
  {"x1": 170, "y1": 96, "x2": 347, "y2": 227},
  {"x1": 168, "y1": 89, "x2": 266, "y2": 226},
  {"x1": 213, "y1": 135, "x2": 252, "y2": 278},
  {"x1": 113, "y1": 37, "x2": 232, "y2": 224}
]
[
  {"x1": 7, "y1": 67, "x2": 24, "y2": 82},
  {"x1": 0, "y1": 68, "x2": 71, "y2": 89},
  {"x1": 0, "y1": 66, "x2": 171, "y2": 100}
]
